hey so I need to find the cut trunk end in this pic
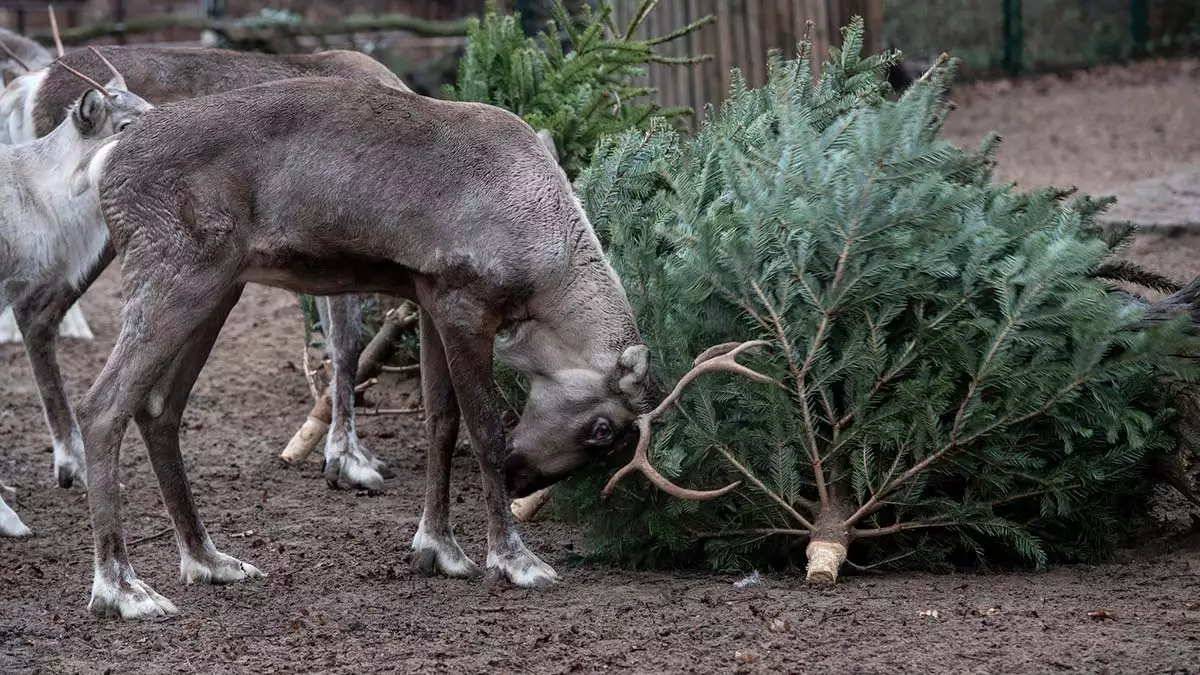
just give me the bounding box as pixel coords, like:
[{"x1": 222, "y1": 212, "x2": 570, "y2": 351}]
[
  {"x1": 511, "y1": 486, "x2": 554, "y2": 522},
  {"x1": 280, "y1": 415, "x2": 330, "y2": 463},
  {"x1": 805, "y1": 540, "x2": 847, "y2": 586}
]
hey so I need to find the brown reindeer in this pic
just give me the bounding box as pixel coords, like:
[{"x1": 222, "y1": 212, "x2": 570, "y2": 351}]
[{"x1": 70, "y1": 76, "x2": 658, "y2": 619}]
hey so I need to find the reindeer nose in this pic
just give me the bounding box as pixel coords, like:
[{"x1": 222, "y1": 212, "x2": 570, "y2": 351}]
[{"x1": 503, "y1": 453, "x2": 542, "y2": 498}]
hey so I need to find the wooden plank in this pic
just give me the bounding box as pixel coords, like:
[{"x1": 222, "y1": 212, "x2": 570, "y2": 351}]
[
  {"x1": 687, "y1": 0, "x2": 703, "y2": 122},
  {"x1": 673, "y1": 0, "x2": 689, "y2": 115},
  {"x1": 715, "y1": 0, "x2": 731, "y2": 100},
  {"x1": 746, "y1": 0, "x2": 761, "y2": 87}
]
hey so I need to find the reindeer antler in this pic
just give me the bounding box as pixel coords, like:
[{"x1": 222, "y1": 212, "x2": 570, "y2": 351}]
[
  {"x1": 47, "y1": 5, "x2": 65, "y2": 58},
  {"x1": 0, "y1": 41, "x2": 30, "y2": 73},
  {"x1": 601, "y1": 340, "x2": 777, "y2": 500},
  {"x1": 54, "y1": 60, "x2": 113, "y2": 98},
  {"x1": 88, "y1": 47, "x2": 123, "y2": 82}
]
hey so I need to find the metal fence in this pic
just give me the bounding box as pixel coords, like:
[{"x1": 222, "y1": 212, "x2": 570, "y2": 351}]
[{"x1": 886, "y1": 0, "x2": 1200, "y2": 79}]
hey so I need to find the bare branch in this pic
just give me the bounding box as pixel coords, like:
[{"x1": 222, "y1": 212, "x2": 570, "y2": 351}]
[
  {"x1": 692, "y1": 528, "x2": 810, "y2": 540},
  {"x1": 601, "y1": 340, "x2": 780, "y2": 501},
  {"x1": 379, "y1": 363, "x2": 421, "y2": 375},
  {"x1": 360, "y1": 407, "x2": 423, "y2": 416},
  {"x1": 750, "y1": 280, "x2": 830, "y2": 505},
  {"x1": 917, "y1": 53, "x2": 950, "y2": 83},
  {"x1": 851, "y1": 518, "x2": 955, "y2": 539},
  {"x1": 712, "y1": 444, "x2": 816, "y2": 530},
  {"x1": 301, "y1": 344, "x2": 322, "y2": 401}
]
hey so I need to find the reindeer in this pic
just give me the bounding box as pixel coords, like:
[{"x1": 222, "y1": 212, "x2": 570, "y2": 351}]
[
  {"x1": 0, "y1": 31, "x2": 417, "y2": 492},
  {"x1": 63, "y1": 76, "x2": 657, "y2": 619},
  {"x1": 0, "y1": 53, "x2": 152, "y2": 537},
  {"x1": 0, "y1": 26, "x2": 53, "y2": 86}
]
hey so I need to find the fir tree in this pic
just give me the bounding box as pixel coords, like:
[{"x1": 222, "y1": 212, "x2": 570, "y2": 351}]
[
  {"x1": 445, "y1": 0, "x2": 711, "y2": 180},
  {"x1": 546, "y1": 18, "x2": 1198, "y2": 583}
]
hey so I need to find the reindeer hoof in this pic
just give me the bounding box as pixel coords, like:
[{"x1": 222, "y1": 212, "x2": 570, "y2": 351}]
[
  {"x1": 53, "y1": 449, "x2": 87, "y2": 490},
  {"x1": 485, "y1": 534, "x2": 561, "y2": 589},
  {"x1": 410, "y1": 520, "x2": 481, "y2": 578},
  {"x1": 322, "y1": 452, "x2": 386, "y2": 491},
  {"x1": 0, "y1": 501, "x2": 32, "y2": 538},
  {"x1": 89, "y1": 575, "x2": 179, "y2": 620},
  {"x1": 180, "y1": 548, "x2": 266, "y2": 585}
]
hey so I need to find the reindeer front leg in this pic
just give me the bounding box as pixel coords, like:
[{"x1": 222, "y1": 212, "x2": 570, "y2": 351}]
[
  {"x1": 0, "y1": 484, "x2": 32, "y2": 537},
  {"x1": 427, "y1": 297, "x2": 559, "y2": 588},
  {"x1": 11, "y1": 247, "x2": 111, "y2": 489},
  {"x1": 315, "y1": 294, "x2": 393, "y2": 490},
  {"x1": 410, "y1": 308, "x2": 480, "y2": 578}
]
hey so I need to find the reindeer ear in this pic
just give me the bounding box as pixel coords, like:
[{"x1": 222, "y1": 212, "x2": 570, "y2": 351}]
[
  {"x1": 103, "y1": 74, "x2": 127, "y2": 92},
  {"x1": 535, "y1": 129, "x2": 559, "y2": 163},
  {"x1": 616, "y1": 344, "x2": 651, "y2": 401},
  {"x1": 73, "y1": 88, "x2": 106, "y2": 135}
]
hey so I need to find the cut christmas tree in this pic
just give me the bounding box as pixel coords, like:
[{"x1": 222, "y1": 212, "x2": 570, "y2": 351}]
[{"x1": 542, "y1": 17, "x2": 1200, "y2": 584}]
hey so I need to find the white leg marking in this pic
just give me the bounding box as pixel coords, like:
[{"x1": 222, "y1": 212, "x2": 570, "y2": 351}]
[
  {"x1": 410, "y1": 515, "x2": 481, "y2": 578},
  {"x1": 486, "y1": 531, "x2": 560, "y2": 588},
  {"x1": 324, "y1": 421, "x2": 386, "y2": 490},
  {"x1": 88, "y1": 559, "x2": 178, "y2": 620},
  {"x1": 0, "y1": 302, "x2": 93, "y2": 344},
  {"x1": 0, "y1": 489, "x2": 32, "y2": 537},
  {"x1": 52, "y1": 426, "x2": 87, "y2": 488},
  {"x1": 178, "y1": 536, "x2": 266, "y2": 585}
]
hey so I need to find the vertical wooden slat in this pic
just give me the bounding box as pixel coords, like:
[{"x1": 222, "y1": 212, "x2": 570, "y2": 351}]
[
  {"x1": 778, "y1": 0, "x2": 794, "y2": 61},
  {"x1": 688, "y1": 0, "x2": 704, "y2": 122},
  {"x1": 726, "y1": 0, "x2": 738, "y2": 91},
  {"x1": 715, "y1": 0, "x2": 731, "y2": 100},
  {"x1": 672, "y1": 0, "x2": 688, "y2": 114},
  {"x1": 746, "y1": 0, "x2": 761, "y2": 87},
  {"x1": 662, "y1": 0, "x2": 675, "y2": 112}
]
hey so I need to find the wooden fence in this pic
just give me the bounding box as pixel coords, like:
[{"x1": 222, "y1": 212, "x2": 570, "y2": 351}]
[
  {"x1": 0, "y1": 1, "x2": 509, "y2": 45},
  {"x1": 614, "y1": 1, "x2": 883, "y2": 124}
]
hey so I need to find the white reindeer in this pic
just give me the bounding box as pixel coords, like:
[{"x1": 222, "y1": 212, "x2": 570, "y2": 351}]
[
  {"x1": 0, "y1": 17, "x2": 414, "y2": 492},
  {"x1": 0, "y1": 51, "x2": 152, "y2": 537}
]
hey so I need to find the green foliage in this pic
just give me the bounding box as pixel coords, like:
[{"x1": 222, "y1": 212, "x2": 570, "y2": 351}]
[
  {"x1": 444, "y1": 0, "x2": 710, "y2": 180},
  {"x1": 550, "y1": 17, "x2": 1197, "y2": 576}
]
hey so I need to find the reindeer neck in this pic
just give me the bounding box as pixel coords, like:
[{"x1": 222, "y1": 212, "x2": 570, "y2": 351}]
[
  {"x1": 530, "y1": 219, "x2": 642, "y2": 369},
  {"x1": 27, "y1": 121, "x2": 95, "y2": 180}
]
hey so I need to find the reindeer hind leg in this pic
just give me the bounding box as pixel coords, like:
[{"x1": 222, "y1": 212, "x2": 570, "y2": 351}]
[
  {"x1": 410, "y1": 307, "x2": 480, "y2": 578},
  {"x1": 317, "y1": 293, "x2": 393, "y2": 490},
  {"x1": 134, "y1": 283, "x2": 265, "y2": 586},
  {"x1": 80, "y1": 260, "x2": 238, "y2": 620}
]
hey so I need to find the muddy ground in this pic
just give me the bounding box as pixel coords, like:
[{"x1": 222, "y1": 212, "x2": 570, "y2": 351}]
[{"x1": 3, "y1": 58, "x2": 1200, "y2": 674}]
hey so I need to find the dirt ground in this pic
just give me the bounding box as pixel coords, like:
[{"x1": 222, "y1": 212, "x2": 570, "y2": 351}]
[{"x1": 3, "y1": 58, "x2": 1200, "y2": 674}]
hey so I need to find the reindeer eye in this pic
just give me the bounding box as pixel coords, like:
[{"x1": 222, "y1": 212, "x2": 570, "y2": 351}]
[
  {"x1": 116, "y1": 120, "x2": 131, "y2": 132},
  {"x1": 588, "y1": 418, "x2": 613, "y2": 446}
]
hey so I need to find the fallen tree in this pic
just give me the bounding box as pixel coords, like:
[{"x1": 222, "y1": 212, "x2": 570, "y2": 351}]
[{"x1": 536, "y1": 18, "x2": 1200, "y2": 583}]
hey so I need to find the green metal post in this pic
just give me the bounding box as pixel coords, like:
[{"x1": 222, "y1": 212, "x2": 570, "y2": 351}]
[
  {"x1": 1002, "y1": 0, "x2": 1023, "y2": 76},
  {"x1": 1130, "y1": 0, "x2": 1149, "y2": 59}
]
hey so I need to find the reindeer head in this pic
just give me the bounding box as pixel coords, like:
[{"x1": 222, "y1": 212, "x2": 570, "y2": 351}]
[
  {"x1": 501, "y1": 333, "x2": 662, "y2": 497},
  {"x1": 59, "y1": 48, "x2": 152, "y2": 138}
]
